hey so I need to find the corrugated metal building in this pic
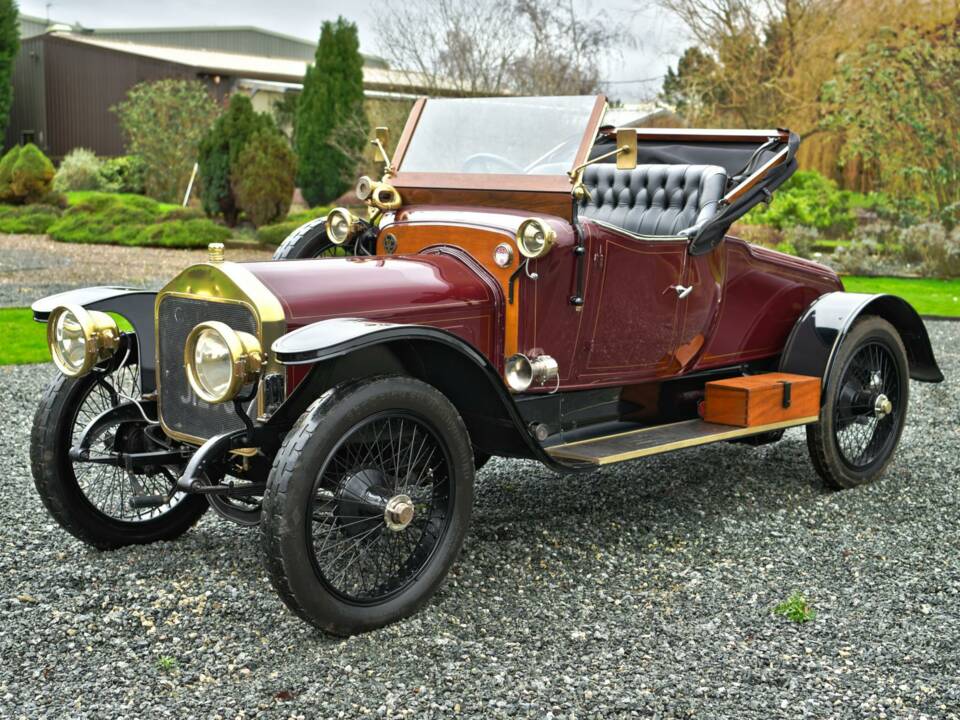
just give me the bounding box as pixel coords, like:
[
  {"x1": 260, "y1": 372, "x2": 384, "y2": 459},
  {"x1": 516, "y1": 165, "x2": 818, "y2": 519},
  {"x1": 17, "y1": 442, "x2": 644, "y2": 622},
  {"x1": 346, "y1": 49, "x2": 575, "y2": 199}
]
[
  {"x1": 18, "y1": 14, "x2": 52, "y2": 39},
  {"x1": 6, "y1": 30, "x2": 427, "y2": 158}
]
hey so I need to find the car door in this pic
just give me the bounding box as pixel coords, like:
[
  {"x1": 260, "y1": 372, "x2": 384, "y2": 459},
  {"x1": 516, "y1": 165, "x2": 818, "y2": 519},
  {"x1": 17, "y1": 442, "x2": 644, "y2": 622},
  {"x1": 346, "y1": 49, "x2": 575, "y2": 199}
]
[{"x1": 576, "y1": 221, "x2": 687, "y2": 384}]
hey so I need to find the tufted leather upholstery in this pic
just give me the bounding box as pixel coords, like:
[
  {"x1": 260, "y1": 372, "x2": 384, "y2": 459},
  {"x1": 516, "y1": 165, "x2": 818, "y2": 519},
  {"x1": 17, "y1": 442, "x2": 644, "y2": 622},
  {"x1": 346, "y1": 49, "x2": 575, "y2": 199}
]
[{"x1": 579, "y1": 164, "x2": 727, "y2": 237}]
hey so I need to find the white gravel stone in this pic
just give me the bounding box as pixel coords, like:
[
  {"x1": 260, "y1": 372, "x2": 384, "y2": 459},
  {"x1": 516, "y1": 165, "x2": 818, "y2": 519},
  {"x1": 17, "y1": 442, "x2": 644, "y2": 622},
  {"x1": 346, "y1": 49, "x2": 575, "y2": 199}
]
[{"x1": 0, "y1": 322, "x2": 957, "y2": 718}]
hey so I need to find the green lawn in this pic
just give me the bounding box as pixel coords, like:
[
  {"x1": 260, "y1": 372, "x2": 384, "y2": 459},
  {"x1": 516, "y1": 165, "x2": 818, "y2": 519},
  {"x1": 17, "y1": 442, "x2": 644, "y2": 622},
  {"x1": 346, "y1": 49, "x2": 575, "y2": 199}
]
[
  {"x1": 842, "y1": 276, "x2": 960, "y2": 317},
  {"x1": 0, "y1": 308, "x2": 50, "y2": 364},
  {"x1": 0, "y1": 277, "x2": 955, "y2": 366},
  {"x1": 0, "y1": 309, "x2": 134, "y2": 366}
]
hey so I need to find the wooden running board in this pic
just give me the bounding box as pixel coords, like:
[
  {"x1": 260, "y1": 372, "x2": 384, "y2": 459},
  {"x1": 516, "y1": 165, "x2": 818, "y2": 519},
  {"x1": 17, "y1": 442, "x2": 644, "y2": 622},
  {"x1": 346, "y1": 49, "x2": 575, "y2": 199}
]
[{"x1": 546, "y1": 416, "x2": 818, "y2": 466}]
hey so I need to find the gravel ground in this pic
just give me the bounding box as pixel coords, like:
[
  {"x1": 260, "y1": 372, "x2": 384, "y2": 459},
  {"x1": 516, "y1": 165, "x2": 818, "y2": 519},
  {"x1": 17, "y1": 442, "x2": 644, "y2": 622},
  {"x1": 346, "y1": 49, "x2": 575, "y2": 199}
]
[
  {"x1": 0, "y1": 323, "x2": 958, "y2": 719},
  {"x1": 0, "y1": 235, "x2": 273, "y2": 308}
]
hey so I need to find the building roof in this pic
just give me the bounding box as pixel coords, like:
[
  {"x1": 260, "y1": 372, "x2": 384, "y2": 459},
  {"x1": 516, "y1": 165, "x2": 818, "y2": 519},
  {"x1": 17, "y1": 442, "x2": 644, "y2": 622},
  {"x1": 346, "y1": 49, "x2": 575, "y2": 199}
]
[
  {"x1": 78, "y1": 24, "x2": 389, "y2": 67},
  {"x1": 49, "y1": 32, "x2": 431, "y2": 93}
]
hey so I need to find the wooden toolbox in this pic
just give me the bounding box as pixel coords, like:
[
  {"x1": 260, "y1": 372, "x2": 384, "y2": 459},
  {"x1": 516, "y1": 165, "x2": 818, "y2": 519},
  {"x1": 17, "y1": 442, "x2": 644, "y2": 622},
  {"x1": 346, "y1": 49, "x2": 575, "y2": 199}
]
[{"x1": 704, "y1": 372, "x2": 821, "y2": 427}]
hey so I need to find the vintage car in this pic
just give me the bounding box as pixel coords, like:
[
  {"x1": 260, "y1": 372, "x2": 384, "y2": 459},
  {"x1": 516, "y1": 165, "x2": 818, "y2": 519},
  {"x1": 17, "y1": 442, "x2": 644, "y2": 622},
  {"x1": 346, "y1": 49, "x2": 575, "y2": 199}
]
[{"x1": 30, "y1": 95, "x2": 943, "y2": 635}]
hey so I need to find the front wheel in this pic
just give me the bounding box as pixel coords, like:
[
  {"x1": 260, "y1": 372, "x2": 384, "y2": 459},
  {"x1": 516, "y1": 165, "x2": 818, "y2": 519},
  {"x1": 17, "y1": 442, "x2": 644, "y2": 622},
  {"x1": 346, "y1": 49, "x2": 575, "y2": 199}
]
[
  {"x1": 30, "y1": 365, "x2": 208, "y2": 549},
  {"x1": 260, "y1": 376, "x2": 474, "y2": 635},
  {"x1": 807, "y1": 316, "x2": 909, "y2": 489}
]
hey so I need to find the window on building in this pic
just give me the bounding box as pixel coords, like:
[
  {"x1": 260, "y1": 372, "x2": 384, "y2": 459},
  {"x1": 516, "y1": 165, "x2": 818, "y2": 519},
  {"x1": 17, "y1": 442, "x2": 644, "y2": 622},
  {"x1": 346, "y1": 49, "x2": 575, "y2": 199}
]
[{"x1": 21, "y1": 131, "x2": 36, "y2": 145}]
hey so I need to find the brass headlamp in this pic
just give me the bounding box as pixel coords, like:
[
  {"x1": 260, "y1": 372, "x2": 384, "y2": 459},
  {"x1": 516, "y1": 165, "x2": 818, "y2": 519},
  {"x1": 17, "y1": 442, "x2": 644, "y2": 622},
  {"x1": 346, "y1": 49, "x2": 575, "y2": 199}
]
[
  {"x1": 184, "y1": 321, "x2": 263, "y2": 404},
  {"x1": 47, "y1": 304, "x2": 120, "y2": 377},
  {"x1": 325, "y1": 207, "x2": 362, "y2": 245}
]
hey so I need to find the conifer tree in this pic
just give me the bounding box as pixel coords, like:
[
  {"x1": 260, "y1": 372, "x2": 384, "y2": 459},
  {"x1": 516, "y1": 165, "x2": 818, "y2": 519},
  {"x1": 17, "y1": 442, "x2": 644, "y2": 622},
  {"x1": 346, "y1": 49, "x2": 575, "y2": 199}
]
[
  {"x1": 295, "y1": 18, "x2": 368, "y2": 206},
  {"x1": 0, "y1": 0, "x2": 19, "y2": 137}
]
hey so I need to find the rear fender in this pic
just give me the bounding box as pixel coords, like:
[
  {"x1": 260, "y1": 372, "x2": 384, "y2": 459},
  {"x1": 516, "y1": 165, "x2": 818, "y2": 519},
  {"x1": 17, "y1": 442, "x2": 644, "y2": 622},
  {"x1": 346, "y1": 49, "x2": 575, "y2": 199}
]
[
  {"x1": 265, "y1": 318, "x2": 589, "y2": 473},
  {"x1": 31, "y1": 286, "x2": 157, "y2": 392},
  {"x1": 779, "y1": 292, "x2": 944, "y2": 392}
]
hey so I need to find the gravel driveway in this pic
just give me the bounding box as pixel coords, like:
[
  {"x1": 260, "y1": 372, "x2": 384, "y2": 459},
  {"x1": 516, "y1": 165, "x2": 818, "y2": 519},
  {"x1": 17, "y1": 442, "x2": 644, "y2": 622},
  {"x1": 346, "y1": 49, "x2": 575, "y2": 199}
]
[
  {"x1": 1, "y1": 323, "x2": 958, "y2": 719},
  {"x1": 0, "y1": 235, "x2": 272, "y2": 308}
]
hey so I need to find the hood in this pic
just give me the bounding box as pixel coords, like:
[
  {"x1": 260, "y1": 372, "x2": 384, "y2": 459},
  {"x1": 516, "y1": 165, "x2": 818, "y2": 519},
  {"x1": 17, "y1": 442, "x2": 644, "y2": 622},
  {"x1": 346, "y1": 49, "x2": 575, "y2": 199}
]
[{"x1": 246, "y1": 253, "x2": 502, "y2": 361}]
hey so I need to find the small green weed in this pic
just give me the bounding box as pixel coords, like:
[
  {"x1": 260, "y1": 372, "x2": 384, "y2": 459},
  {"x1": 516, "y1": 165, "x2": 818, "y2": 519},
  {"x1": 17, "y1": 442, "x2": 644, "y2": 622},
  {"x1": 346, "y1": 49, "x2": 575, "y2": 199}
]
[
  {"x1": 774, "y1": 592, "x2": 816, "y2": 623},
  {"x1": 156, "y1": 655, "x2": 178, "y2": 673}
]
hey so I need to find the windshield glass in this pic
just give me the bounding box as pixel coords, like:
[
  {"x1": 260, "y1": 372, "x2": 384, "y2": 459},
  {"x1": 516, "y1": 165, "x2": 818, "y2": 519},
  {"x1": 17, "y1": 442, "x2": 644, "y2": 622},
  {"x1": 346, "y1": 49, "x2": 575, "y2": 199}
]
[{"x1": 399, "y1": 96, "x2": 598, "y2": 176}]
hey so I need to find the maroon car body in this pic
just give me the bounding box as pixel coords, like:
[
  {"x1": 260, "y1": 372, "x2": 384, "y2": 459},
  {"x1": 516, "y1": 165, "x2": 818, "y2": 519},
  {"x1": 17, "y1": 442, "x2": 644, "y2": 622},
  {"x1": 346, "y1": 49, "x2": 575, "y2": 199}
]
[{"x1": 30, "y1": 94, "x2": 943, "y2": 634}]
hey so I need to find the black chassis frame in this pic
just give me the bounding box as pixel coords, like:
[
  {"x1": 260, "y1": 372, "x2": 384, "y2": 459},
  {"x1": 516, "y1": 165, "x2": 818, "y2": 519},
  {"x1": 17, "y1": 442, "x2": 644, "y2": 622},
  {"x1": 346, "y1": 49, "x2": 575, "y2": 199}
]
[{"x1": 33, "y1": 287, "x2": 943, "y2": 494}]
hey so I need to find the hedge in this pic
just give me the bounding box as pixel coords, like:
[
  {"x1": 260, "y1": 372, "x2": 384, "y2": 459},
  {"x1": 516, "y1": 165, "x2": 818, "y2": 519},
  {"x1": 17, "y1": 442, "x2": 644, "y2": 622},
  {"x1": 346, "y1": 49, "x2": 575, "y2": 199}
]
[{"x1": 0, "y1": 204, "x2": 61, "y2": 234}]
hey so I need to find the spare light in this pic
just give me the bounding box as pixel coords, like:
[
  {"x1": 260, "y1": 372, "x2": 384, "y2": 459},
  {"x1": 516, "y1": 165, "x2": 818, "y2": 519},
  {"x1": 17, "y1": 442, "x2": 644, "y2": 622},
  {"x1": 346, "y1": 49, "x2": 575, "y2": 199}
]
[
  {"x1": 504, "y1": 353, "x2": 559, "y2": 393},
  {"x1": 325, "y1": 208, "x2": 360, "y2": 245},
  {"x1": 516, "y1": 218, "x2": 557, "y2": 259},
  {"x1": 184, "y1": 321, "x2": 263, "y2": 404},
  {"x1": 47, "y1": 304, "x2": 120, "y2": 377}
]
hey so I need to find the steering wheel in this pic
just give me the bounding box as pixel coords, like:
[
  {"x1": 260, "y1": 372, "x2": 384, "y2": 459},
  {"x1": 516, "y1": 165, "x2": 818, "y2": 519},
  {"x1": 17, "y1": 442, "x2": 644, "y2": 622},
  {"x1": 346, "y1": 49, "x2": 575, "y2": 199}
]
[{"x1": 461, "y1": 153, "x2": 524, "y2": 174}]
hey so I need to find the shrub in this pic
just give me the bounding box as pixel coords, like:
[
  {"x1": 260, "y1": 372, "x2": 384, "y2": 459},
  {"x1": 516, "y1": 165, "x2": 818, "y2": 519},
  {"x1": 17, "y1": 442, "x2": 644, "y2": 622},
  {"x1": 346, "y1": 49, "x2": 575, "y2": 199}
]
[
  {"x1": 781, "y1": 226, "x2": 820, "y2": 259},
  {"x1": 47, "y1": 191, "x2": 233, "y2": 248},
  {"x1": 0, "y1": 144, "x2": 19, "y2": 201},
  {"x1": 53, "y1": 148, "x2": 104, "y2": 192},
  {"x1": 899, "y1": 222, "x2": 960, "y2": 278},
  {"x1": 198, "y1": 94, "x2": 275, "y2": 226},
  {"x1": 160, "y1": 206, "x2": 205, "y2": 221},
  {"x1": 98, "y1": 156, "x2": 147, "y2": 194},
  {"x1": 113, "y1": 79, "x2": 220, "y2": 202},
  {"x1": 232, "y1": 128, "x2": 297, "y2": 227},
  {"x1": 0, "y1": 204, "x2": 61, "y2": 233},
  {"x1": 66, "y1": 191, "x2": 165, "y2": 216},
  {"x1": 10, "y1": 143, "x2": 55, "y2": 204},
  {"x1": 48, "y1": 196, "x2": 158, "y2": 245},
  {"x1": 255, "y1": 206, "x2": 331, "y2": 245},
  {"x1": 255, "y1": 219, "x2": 300, "y2": 246},
  {"x1": 132, "y1": 218, "x2": 231, "y2": 248},
  {"x1": 824, "y1": 222, "x2": 902, "y2": 275},
  {"x1": 742, "y1": 170, "x2": 893, "y2": 235},
  {"x1": 296, "y1": 18, "x2": 368, "y2": 205}
]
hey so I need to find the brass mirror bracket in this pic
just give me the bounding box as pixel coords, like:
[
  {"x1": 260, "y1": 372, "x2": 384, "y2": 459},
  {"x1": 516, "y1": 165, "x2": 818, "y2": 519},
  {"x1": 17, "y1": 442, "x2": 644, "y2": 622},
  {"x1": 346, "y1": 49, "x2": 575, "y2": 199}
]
[{"x1": 372, "y1": 126, "x2": 394, "y2": 178}]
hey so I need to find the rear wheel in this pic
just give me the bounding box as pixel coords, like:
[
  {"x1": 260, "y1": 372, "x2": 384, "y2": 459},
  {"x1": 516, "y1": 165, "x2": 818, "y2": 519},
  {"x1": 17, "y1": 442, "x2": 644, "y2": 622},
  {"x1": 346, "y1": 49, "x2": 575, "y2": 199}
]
[
  {"x1": 260, "y1": 376, "x2": 474, "y2": 635},
  {"x1": 30, "y1": 365, "x2": 208, "y2": 549},
  {"x1": 807, "y1": 316, "x2": 909, "y2": 489}
]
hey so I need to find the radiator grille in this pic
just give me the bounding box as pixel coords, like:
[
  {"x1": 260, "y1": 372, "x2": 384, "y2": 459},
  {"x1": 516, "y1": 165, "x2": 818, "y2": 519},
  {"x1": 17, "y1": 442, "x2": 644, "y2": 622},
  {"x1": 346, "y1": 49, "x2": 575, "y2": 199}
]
[{"x1": 157, "y1": 295, "x2": 258, "y2": 442}]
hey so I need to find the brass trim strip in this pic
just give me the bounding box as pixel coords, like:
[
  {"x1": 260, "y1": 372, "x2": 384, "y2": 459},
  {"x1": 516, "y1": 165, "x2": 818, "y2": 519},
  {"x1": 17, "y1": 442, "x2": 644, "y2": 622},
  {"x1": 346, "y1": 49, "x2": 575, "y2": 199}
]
[{"x1": 547, "y1": 416, "x2": 819, "y2": 465}]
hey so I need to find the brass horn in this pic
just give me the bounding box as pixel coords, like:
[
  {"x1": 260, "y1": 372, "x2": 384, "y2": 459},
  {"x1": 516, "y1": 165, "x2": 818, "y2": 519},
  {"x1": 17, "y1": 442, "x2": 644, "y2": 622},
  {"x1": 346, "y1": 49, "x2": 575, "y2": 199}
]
[{"x1": 355, "y1": 176, "x2": 402, "y2": 211}]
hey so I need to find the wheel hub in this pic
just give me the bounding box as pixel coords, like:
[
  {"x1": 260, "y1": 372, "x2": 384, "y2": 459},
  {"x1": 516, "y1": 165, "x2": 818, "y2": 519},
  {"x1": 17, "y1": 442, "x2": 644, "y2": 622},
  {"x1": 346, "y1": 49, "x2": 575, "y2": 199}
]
[
  {"x1": 874, "y1": 393, "x2": 893, "y2": 418},
  {"x1": 384, "y1": 494, "x2": 415, "y2": 531}
]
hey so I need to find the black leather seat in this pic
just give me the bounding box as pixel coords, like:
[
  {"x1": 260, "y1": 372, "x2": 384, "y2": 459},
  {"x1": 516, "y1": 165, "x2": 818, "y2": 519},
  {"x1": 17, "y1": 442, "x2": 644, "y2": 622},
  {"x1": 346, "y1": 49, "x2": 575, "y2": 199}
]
[{"x1": 579, "y1": 164, "x2": 727, "y2": 237}]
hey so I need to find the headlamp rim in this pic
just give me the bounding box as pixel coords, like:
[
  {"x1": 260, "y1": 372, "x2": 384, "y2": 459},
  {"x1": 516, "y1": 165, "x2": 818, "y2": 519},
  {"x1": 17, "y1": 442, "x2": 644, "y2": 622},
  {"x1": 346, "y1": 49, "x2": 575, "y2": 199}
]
[
  {"x1": 325, "y1": 207, "x2": 360, "y2": 246},
  {"x1": 515, "y1": 217, "x2": 557, "y2": 259},
  {"x1": 183, "y1": 320, "x2": 263, "y2": 404},
  {"x1": 47, "y1": 303, "x2": 120, "y2": 377}
]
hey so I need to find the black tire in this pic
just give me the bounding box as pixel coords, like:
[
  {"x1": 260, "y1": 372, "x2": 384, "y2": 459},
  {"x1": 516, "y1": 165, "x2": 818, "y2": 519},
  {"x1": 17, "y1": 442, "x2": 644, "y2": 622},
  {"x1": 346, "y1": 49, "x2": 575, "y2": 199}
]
[
  {"x1": 30, "y1": 369, "x2": 208, "y2": 550},
  {"x1": 272, "y1": 217, "x2": 338, "y2": 260},
  {"x1": 260, "y1": 376, "x2": 474, "y2": 635},
  {"x1": 807, "y1": 316, "x2": 909, "y2": 489}
]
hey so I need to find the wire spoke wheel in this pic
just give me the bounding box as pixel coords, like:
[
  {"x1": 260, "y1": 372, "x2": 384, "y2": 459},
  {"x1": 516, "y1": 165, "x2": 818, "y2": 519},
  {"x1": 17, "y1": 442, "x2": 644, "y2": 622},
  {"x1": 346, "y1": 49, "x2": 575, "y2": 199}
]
[
  {"x1": 833, "y1": 342, "x2": 902, "y2": 469},
  {"x1": 806, "y1": 316, "x2": 909, "y2": 489},
  {"x1": 69, "y1": 364, "x2": 188, "y2": 523},
  {"x1": 308, "y1": 412, "x2": 453, "y2": 604}
]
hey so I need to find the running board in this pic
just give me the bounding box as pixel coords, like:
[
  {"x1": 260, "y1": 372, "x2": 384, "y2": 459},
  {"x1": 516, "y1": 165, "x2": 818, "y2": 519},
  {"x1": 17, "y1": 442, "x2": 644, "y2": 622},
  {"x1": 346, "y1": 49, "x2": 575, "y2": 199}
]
[{"x1": 546, "y1": 416, "x2": 818, "y2": 466}]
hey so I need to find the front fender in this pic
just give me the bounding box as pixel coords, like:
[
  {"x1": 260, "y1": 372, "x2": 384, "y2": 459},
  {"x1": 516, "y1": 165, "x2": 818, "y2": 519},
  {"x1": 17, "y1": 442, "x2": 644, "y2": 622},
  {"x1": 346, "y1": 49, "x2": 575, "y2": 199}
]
[
  {"x1": 779, "y1": 292, "x2": 944, "y2": 388},
  {"x1": 267, "y1": 318, "x2": 591, "y2": 473},
  {"x1": 31, "y1": 286, "x2": 157, "y2": 392}
]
